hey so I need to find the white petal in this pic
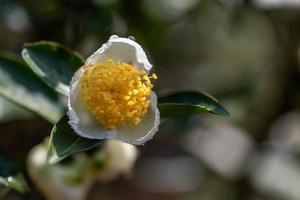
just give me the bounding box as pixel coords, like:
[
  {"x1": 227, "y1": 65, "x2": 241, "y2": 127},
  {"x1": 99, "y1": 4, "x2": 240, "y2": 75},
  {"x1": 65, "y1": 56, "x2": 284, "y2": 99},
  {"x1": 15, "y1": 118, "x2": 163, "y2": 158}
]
[
  {"x1": 115, "y1": 92, "x2": 160, "y2": 145},
  {"x1": 86, "y1": 35, "x2": 153, "y2": 72},
  {"x1": 67, "y1": 68, "x2": 117, "y2": 139}
]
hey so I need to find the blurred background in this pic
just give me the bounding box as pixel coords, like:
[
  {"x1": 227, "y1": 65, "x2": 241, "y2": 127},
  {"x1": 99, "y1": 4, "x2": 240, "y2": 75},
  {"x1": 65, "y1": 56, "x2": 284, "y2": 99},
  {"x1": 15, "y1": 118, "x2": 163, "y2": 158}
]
[{"x1": 1, "y1": 0, "x2": 300, "y2": 199}]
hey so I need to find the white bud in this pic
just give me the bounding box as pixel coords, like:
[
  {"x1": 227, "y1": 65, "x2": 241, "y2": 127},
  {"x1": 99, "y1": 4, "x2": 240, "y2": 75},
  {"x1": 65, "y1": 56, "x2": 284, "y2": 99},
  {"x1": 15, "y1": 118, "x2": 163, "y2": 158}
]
[
  {"x1": 27, "y1": 142, "x2": 92, "y2": 200},
  {"x1": 90, "y1": 139, "x2": 139, "y2": 181}
]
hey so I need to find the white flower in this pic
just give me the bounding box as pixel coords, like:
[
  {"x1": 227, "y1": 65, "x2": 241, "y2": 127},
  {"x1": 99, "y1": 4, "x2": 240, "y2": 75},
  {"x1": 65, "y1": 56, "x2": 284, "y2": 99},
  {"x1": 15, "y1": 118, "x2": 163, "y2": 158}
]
[
  {"x1": 89, "y1": 139, "x2": 139, "y2": 181},
  {"x1": 67, "y1": 35, "x2": 160, "y2": 145},
  {"x1": 27, "y1": 141, "x2": 92, "y2": 200}
]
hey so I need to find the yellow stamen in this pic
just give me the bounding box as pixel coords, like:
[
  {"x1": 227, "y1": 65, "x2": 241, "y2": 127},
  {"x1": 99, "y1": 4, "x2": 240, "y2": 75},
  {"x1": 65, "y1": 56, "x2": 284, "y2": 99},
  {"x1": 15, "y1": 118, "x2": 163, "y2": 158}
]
[{"x1": 80, "y1": 59, "x2": 157, "y2": 129}]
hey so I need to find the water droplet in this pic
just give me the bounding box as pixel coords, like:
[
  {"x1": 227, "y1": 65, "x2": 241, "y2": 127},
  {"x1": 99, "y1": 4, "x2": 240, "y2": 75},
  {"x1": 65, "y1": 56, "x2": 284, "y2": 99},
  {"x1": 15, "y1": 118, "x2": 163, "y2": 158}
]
[{"x1": 128, "y1": 36, "x2": 136, "y2": 41}]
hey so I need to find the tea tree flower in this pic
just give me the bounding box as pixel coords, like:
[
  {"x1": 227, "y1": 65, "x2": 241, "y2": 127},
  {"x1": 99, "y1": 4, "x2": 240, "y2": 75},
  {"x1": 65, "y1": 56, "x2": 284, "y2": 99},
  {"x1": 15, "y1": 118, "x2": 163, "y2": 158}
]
[{"x1": 67, "y1": 35, "x2": 160, "y2": 145}]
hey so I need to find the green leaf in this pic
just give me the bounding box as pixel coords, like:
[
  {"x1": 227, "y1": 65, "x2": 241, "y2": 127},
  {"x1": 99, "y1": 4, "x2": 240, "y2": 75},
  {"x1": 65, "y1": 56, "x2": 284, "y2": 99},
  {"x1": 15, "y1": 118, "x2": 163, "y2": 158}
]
[
  {"x1": 0, "y1": 53, "x2": 64, "y2": 123},
  {"x1": 0, "y1": 96, "x2": 32, "y2": 122},
  {"x1": 158, "y1": 91, "x2": 229, "y2": 118},
  {"x1": 22, "y1": 41, "x2": 84, "y2": 96},
  {"x1": 48, "y1": 115, "x2": 103, "y2": 164},
  {"x1": 0, "y1": 151, "x2": 29, "y2": 193}
]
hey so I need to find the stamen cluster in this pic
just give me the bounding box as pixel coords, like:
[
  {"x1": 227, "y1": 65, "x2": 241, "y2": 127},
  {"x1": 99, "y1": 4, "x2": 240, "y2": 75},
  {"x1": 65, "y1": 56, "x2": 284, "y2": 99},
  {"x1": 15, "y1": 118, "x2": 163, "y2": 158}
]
[{"x1": 81, "y1": 59, "x2": 156, "y2": 129}]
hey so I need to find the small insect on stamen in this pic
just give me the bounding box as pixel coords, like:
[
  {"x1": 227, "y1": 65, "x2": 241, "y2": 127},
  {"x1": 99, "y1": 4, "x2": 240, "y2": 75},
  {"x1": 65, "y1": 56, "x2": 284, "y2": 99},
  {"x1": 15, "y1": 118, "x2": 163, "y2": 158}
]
[{"x1": 151, "y1": 73, "x2": 158, "y2": 80}]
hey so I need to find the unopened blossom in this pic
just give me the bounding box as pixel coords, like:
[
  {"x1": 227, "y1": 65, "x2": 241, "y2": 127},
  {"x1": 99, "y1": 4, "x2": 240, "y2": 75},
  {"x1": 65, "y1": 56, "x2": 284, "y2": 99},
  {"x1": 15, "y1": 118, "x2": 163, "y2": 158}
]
[
  {"x1": 67, "y1": 35, "x2": 160, "y2": 145},
  {"x1": 27, "y1": 139, "x2": 139, "y2": 199},
  {"x1": 27, "y1": 141, "x2": 92, "y2": 200},
  {"x1": 88, "y1": 139, "x2": 139, "y2": 181}
]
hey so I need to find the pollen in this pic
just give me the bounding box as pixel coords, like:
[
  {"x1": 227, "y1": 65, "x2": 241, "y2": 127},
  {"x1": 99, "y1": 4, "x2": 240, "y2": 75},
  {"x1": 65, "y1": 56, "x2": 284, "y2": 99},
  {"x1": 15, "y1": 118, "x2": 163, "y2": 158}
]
[{"x1": 80, "y1": 59, "x2": 156, "y2": 129}]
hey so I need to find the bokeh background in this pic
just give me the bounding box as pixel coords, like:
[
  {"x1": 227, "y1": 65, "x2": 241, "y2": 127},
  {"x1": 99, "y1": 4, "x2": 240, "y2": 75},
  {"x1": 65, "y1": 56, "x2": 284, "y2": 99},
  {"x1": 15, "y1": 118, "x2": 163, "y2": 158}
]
[{"x1": 1, "y1": 0, "x2": 300, "y2": 199}]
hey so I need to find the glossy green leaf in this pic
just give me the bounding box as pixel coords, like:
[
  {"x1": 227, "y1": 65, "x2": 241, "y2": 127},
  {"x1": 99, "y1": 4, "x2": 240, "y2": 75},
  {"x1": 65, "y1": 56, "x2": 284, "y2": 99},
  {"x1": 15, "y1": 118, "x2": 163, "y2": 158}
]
[
  {"x1": 0, "y1": 53, "x2": 64, "y2": 123},
  {"x1": 158, "y1": 91, "x2": 229, "y2": 118},
  {"x1": 22, "y1": 41, "x2": 84, "y2": 96},
  {"x1": 48, "y1": 115, "x2": 103, "y2": 164},
  {"x1": 0, "y1": 151, "x2": 29, "y2": 193}
]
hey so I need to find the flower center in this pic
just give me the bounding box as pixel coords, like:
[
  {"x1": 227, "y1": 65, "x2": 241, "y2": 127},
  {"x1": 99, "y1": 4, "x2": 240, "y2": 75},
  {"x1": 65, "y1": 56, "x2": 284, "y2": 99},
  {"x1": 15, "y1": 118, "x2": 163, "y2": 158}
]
[{"x1": 80, "y1": 59, "x2": 157, "y2": 129}]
